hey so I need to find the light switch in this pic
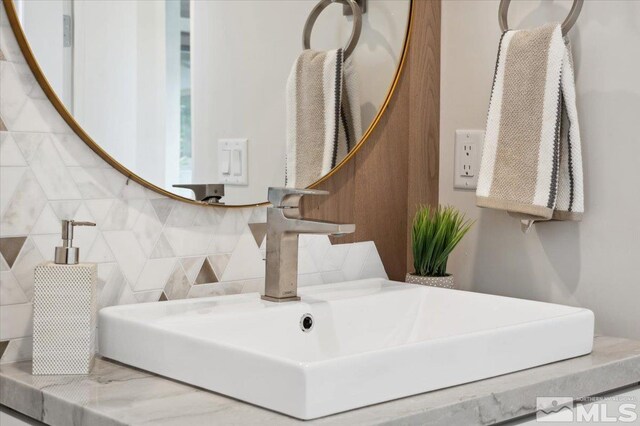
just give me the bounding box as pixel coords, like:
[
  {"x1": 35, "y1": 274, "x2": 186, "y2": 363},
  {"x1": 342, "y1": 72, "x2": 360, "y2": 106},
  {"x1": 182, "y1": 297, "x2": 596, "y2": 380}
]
[
  {"x1": 454, "y1": 130, "x2": 484, "y2": 190},
  {"x1": 232, "y1": 150, "x2": 242, "y2": 176},
  {"x1": 218, "y1": 139, "x2": 248, "y2": 185},
  {"x1": 221, "y1": 150, "x2": 231, "y2": 175}
]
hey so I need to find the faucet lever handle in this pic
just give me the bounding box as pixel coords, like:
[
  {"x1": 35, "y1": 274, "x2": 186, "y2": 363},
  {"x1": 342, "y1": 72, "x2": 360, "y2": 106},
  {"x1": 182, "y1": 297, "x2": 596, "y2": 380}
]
[{"x1": 268, "y1": 187, "x2": 329, "y2": 208}]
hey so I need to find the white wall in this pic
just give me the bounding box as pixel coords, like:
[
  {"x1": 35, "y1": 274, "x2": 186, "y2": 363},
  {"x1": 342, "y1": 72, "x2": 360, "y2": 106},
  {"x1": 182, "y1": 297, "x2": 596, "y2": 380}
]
[
  {"x1": 73, "y1": 0, "x2": 139, "y2": 169},
  {"x1": 191, "y1": 0, "x2": 410, "y2": 204},
  {"x1": 73, "y1": 0, "x2": 168, "y2": 186},
  {"x1": 15, "y1": 0, "x2": 67, "y2": 104},
  {"x1": 440, "y1": 1, "x2": 640, "y2": 339}
]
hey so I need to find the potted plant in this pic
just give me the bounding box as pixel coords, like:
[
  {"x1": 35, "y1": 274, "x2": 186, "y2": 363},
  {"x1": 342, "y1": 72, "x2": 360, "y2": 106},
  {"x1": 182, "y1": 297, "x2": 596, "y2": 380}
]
[{"x1": 407, "y1": 205, "x2": 473, "y2": 288}]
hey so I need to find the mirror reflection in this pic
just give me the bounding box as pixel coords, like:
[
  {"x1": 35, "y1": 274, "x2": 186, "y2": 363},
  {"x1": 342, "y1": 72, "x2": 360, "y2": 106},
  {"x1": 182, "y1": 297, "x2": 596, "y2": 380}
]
[{"x1": 15, "y1": 0, "x2": 410, "y2": 205}]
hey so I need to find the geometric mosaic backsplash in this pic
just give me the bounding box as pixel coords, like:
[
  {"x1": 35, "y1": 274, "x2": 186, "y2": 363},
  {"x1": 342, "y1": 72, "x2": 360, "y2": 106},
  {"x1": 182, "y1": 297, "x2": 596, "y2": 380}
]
[{"x1": 0, "y1": 6, "x2": 387, "y2": 364}]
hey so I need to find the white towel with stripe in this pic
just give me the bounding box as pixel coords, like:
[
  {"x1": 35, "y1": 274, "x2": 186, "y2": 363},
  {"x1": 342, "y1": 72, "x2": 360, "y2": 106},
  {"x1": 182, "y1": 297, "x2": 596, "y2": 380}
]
[
  {"x1": 476, "y1": 23, "x2": 584, "y2": 223},
  {"x1": 285, "y1": 48, "x2": 361, "y2": 189}
]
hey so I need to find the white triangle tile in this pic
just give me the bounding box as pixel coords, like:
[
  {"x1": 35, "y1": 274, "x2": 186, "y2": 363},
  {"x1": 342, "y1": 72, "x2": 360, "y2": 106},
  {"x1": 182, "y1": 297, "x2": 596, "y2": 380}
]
[
  {"x1": 302, "y1": 235, "x2": 332, "y2": 263},
  {"x1": 0, "y1": 302, "x2": 33, "y2": 340},
  {"x1": 0, "y1": 336, "x2": 33, "y2": 364},
  {"x1": 30, "y1": 234, "x2": 59, "y2": 263},
  {"x1": 149, "y1": 199, "x2": 174, "y2": 225},
  {"x1": 101, "y1": 199, "x2": 145, "y2": 231},
  {"x1": 28, "y1": 136, "x2": 82, "y2": 200},
  {"x1": 163, "y1": 263, "x2": 191, "y2": 300},
  {"x1": 135, "y1": 258, "x2": 176, "y2": 292},
  {"x1": 49, "y1": 200, "x2": 82, "y2": 221},
  {"x1": 117, "y1": 283, "x2": 137, "y2": 305},
  {"x1": 221, "y1": 231, "x2": 265, "y2": 282},
  {"x1": 97, "y1": 263, "x2": 126, "y2": 309},
  {"x1": 120, "y1": 180, "x2": 148, "y2": 200},
  {"x1": 102, "y1": 168, "x2": 128, "y2": 197},
  {"x1": 248, "y1": 206, "x2": 267, "y2": 224},
  {"x1": 208, "y1": 231, "x2": 243, "y2": 256},
  {"x1": 12, "y1": 133, "x2": 45, "y2": 164},
  {"x1": 103, "y1": 231, "x2": 147, "y2": 286},
  {"x1": 85, "y1": 199, "x2": 115, "y2": 226},
  {"x1": 241, "y1": 278, "x2": 264, "y2": 294},
  {"x1": 0, "y1": 255, "x2": 9, "y2": 272},
  {"x1": 9, "y1": 61, "x2": 40, "y2": 98},
  {"x1": 180, "y1": 257, "x2": 206, "y2": 284},
  {"x1": 0, "y1": 133, "x2": 26, "y2": 166},
  {"x1": 132, "y1": 201, "x2": 163, "y2": 256},
  {"x1": 68, "y1": 167, "x2": 115, "y2": 199},
  {"x1": 0, "y1": 167, "x2": 26, "y2": 218},
  {"x1": 165, "y1": 203, "x2": 200, "y2": 227},
  {"x1": 164, "y1": 226, "x2": 213, "y2": 257},
  {"x1": 150, "y1": 233, "x2": 175, "y2": 259},
  {"x1": 0, "y1": 18, "x2": 24, "y2": 64},
  {"x1": 0, "y1": 61, "x2": 30, "y2": 128},
  {"x1": 51, "y1": 133, "x2": 101, "y2": 167},
  {"x1": 341, "y1": 242, "x2": 374, "y2": 281},
  {"x1": 86, "y1": 233, "x2": 116, "y2": 263},
  {"x1": 321, "y1": 243, "x2": 350, "y2": 272},
  {"x1": 297, "y1": 246, "x2": 318, "y2": 275},
  {"x1": 359, "y1": 244, "x2": 388, "y2": 279},
  {"x1": 208, "y1": 254, "x2": 230, "y2": 279},
  {"x1": 30, "y1": 203, "x2": 61, "y2": 234},
  {"x1": 193, "y1": 207, "x2": 224, "y2": 227},
  {"x1": 208, "y1": 209, "x2": 248, "y2": 254},
  {"x1": 0, "y1": 271, "x2": 28, "y2": 305},
  {"x1": 0, "y1": 169, "x2": 46, "y2": 237},
  {"x1": 74, "y1": 203, "x2": 96, "y2": 223},
  {"x1": 11, "y1": 237, "x2": 43, "y2": 300}
]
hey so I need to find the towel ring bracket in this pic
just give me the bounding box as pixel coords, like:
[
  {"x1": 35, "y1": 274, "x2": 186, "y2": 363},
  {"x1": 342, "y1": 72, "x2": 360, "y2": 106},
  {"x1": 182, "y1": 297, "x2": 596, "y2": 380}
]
[
  {"x1": 499, "y1": 0, "x2": 583, "y2": 36},
  {"x1": 303, "y1": 0, "x2": 362, "y2": 59}
]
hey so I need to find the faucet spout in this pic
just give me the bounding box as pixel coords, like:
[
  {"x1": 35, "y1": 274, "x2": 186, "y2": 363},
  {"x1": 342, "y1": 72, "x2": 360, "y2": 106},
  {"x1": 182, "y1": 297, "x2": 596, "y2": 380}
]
[
  {"x1": 262, "y1": 188, "x2": 356, "y2": 303},
  {"x1": 279, "y1": 214, "x2": 356, "y2": 236}
]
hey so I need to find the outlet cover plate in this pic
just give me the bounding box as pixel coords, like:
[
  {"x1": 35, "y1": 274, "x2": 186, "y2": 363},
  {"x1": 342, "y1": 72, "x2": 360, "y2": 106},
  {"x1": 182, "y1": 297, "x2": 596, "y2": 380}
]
[{"x1": 454, "y1": 130, "x2": 484, "y2": 190}]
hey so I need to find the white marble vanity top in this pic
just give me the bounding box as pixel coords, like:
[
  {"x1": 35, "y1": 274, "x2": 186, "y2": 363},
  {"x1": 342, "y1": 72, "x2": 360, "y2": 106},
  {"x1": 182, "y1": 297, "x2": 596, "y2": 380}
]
[{"x1": 1, "y1": 336, "x2": 640, "y2": 426}]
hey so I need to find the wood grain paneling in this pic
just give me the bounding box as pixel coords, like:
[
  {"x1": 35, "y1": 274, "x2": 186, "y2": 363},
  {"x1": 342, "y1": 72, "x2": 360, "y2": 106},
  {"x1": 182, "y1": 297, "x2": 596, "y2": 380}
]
[{"x1": 303, "y1": 0, "x2": 441, "y2": 280}]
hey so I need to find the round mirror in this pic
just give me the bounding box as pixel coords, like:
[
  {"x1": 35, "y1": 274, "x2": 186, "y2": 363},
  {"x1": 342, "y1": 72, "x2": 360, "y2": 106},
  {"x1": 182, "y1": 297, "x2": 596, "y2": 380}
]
[{"x1": 9, "y1": 0, "x2": 411, "y2": 206}]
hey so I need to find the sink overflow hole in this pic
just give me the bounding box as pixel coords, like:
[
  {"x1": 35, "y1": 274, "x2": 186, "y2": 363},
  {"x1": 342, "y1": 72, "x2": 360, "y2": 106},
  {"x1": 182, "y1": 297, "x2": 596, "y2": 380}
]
[{"x1": 300, "y1": 314, "x2": 314, "y2": 332}]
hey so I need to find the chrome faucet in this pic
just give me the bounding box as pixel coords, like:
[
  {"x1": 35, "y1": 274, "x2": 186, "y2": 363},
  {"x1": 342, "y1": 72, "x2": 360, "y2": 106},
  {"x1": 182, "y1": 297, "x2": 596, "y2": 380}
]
[{"x1": 262, "y1": 187, "x2": 356, "y2": 302}]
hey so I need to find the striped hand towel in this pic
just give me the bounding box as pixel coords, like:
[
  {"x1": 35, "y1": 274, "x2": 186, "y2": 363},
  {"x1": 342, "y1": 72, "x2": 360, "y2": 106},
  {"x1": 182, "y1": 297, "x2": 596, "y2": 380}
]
[
  {"x1": 285, "y1": 48, "x2": 361, "y2": 188},
  {"x1": 477, "y1": 23, "x2": 583, "y2": 222}
]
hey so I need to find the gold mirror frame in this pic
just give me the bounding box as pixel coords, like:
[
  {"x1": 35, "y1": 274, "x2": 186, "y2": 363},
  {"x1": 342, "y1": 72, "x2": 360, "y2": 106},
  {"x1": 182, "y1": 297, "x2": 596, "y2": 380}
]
[{"x1": 2, "y1": 0, "x2": 413, "y2": 208}]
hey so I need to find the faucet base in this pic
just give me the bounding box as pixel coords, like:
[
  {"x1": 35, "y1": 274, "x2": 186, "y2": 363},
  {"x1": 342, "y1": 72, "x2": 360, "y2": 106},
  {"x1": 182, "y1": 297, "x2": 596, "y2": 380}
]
[{"x1": 261, "y1": 295, "x2": 301, "y2": 303}]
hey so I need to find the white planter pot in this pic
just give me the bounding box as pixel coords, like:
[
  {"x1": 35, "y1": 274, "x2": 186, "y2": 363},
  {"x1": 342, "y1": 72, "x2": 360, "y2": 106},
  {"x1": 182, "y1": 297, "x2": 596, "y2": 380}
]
[{"x1": 405, "y1": 273, "x2": 454, "y2": 289}]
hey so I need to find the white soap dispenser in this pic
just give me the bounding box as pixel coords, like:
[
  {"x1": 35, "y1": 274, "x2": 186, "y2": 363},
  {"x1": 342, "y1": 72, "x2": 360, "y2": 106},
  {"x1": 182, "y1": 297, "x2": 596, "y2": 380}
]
[{"x1": 33, "y1": 219, "x2": 97, "y2": 375}]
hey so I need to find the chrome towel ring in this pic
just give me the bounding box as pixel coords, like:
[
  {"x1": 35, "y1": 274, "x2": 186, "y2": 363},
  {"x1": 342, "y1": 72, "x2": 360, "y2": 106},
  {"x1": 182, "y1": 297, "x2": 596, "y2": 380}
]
[
  {"x1": 303, "y1": 0, "x2": 362, "y2": 60},
  {"x1": 499, "y1": 0, "x2": 583, "y2": 36}
]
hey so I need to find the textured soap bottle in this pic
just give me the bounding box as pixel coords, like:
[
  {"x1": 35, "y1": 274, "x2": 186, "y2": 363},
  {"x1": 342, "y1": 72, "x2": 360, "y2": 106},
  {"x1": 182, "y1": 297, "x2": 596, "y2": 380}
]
[{"x1": 33, "y1": 220, "x2": 97, "y2": 375}]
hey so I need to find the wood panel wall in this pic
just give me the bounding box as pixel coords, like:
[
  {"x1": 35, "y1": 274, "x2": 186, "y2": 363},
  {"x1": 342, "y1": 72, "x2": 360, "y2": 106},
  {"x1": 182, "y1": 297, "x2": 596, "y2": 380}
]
[{"x1": 302, "y1": 0, "x2": 441, "y2": 280}]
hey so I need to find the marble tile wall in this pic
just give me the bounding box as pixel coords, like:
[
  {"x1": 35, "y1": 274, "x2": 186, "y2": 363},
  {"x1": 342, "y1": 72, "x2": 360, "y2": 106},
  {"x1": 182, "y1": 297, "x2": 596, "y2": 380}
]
[{"x1": 0, "y1": 6, "x2": 387, "y2": 363}]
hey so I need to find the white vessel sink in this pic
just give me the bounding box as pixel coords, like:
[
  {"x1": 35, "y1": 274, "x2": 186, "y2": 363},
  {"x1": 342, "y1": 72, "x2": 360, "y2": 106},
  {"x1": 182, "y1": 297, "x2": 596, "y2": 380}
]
[{"x1": 98, "y1": 279, "x2": 594, "y2": 420}]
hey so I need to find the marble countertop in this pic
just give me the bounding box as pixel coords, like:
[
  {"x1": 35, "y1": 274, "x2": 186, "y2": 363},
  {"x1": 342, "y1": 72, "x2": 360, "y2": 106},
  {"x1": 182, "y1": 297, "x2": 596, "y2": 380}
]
[{"x1": 1, "y1": 336, "x2": 640, "y2": 426}]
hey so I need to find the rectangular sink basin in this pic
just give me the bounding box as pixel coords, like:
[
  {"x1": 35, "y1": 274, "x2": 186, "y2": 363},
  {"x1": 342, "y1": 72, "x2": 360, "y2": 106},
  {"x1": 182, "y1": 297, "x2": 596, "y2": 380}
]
[{"x1": 99, "y1": 279, "x2": 594, "y2": 420}]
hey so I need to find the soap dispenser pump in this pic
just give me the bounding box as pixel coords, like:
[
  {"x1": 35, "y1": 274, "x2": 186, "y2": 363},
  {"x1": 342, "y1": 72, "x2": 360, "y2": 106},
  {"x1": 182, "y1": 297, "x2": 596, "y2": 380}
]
[
  {"x1": 54, "y1": 220, "x2": 95, "y2": 265},
  {"x1": 33, "y1": 219, "x2": 98, "y2": 375}
]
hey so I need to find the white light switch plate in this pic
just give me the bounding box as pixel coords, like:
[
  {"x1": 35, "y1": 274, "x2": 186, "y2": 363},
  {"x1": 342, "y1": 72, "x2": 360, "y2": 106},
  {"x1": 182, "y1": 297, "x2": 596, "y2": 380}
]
[
  {"x1": 218, "y1": 139, "x2": 248, "y2": 185},
  {"x1": 454, "y1": 130, "x2": 484, "y2": 190}
]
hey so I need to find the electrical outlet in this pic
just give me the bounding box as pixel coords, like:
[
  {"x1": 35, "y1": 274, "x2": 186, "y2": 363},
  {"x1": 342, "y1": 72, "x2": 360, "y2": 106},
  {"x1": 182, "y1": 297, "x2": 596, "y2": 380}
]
[{"x1": 454, "y1": 130, "x2": 484, "y2": 190}]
